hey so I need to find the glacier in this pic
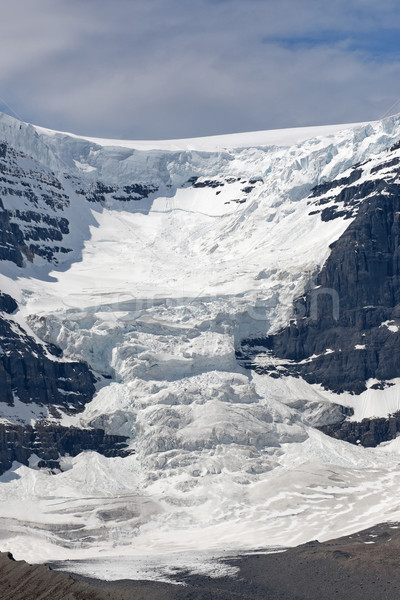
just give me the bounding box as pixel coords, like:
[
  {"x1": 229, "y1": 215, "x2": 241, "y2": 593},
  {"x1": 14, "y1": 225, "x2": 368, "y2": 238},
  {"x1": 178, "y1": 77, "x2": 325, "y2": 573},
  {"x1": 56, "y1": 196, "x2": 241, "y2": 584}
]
[{"x1": 1, "y1": 112, "x2": 400, "y2": 580}]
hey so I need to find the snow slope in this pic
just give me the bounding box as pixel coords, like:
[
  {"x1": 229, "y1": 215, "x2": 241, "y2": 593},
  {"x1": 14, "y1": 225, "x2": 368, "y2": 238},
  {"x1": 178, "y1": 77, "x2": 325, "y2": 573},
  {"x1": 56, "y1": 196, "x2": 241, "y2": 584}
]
[
  {"x1": 34, "y1": 121, "x2": 369, "y2": 152},
  {"x1": 1, "y1": 112, "x2": 400, "y2": 579}
]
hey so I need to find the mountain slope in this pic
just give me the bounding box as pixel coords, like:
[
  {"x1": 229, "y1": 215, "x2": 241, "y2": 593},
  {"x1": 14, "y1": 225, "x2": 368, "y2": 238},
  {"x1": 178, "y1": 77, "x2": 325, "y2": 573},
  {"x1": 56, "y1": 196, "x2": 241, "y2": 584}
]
[
  {"x1": 239, "y1": 139, "x2": 400, "y2": 395},
  {"x1": 1, "y1": 112, "x2": 400, "y2": 579}
]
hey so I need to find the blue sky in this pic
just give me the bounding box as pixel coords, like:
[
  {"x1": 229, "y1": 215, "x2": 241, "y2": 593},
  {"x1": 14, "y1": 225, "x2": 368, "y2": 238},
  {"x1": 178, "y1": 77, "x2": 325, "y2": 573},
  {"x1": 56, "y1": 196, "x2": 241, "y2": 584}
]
[{"x1": 1, "y1": 0, "x2": 400, "y2": 139}]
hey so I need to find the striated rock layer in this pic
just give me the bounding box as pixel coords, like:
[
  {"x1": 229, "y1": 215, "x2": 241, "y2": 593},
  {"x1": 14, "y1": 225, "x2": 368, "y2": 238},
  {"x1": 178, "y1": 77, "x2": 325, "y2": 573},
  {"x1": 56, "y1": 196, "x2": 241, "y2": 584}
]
[
  {"x1": 240, "y1": 144, "x2": 400, "y2": 395},
  {"x1": 0, "y1": 423, "x2": 130, "y2": 474}
]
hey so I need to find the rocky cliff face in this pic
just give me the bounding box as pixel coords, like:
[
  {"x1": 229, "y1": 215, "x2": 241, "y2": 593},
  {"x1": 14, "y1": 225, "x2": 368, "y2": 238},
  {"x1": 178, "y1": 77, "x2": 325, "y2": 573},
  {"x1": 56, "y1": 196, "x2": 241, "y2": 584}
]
[
  {"x1": 318, "y1": 412, "x2": 400, "y2": 447},
  {"x1": 0, "y1": 141, "x2": 72, "y2": 265},
  {"x1": 0, "y1": 423, "x2": 130, "y2": 474},
  {"x1": 239, "y1": 144, "x2": 400, "y2": 396},
  {"x1": 0, "y1": 289, "x2": 95, "y2": 410},
  {"x1": 237, "y1": 143, "x2": 400, "y2": 446}
]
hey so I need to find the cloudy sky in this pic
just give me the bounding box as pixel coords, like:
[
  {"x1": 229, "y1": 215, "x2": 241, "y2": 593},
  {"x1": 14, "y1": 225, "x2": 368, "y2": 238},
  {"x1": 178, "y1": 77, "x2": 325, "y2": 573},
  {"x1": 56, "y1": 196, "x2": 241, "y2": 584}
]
[{"x1": 1, "y1": 0, "x2": 400, "y2": 139}]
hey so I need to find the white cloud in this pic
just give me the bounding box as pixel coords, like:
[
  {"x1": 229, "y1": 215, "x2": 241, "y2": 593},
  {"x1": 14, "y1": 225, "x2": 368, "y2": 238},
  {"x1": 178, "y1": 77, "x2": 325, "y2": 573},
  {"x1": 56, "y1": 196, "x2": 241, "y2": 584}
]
[{"x1": 0, "y1": 0, "x2": 400, "y2": 138}]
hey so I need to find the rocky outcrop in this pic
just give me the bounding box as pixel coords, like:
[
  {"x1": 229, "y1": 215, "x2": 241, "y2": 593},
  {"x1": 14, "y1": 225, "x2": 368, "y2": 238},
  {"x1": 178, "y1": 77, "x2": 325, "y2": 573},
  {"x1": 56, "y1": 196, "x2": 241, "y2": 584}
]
[
  {"x1": 318, "y1": 412, "x2": 400, "y2": 448},
  {"x1": 77, "y1": 180, "x2": 159, "y2": 203},
  {"x1": 0, "y1": 310, "x2": 95, "y2": 410},
  {"x1": 0, "y1": 423, "x2": 130, "y2": 474},
  {"x1": 0, "y1": 141, "x2": 73, "y2": 265},
  {"x1": 192, "y1": 178, "x2": 224, "y2": 188},
  {"x1": 0, "y1": 294, "x2": 17, "y2": 314},
  {"x1": 239, "y1": 148, "x2": 400, "y2": 395}
]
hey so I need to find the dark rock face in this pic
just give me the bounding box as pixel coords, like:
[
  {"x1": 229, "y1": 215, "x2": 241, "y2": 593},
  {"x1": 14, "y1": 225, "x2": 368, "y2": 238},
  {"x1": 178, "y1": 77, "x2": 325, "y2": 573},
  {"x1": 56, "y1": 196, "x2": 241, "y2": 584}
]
[
  {"x1": 0, "y1": 195, "x2": 28, "y2": 266},
  {"x1": 0, "y1": 311, "x2": 95, "y2": 410},
  {"x1": 309, "y1": 167, "x2": 363, "y2": 198},
  {"x1": 0, "y1": 423, "x2": 130, "y2": 475},
  {"x1": 118, "y1": 182, "x2": 158, "y2": 200},
  {"x1": 307, "y1": 167, "x2": 375, "y2": 222},
  {"x1": 239, "y1": 164, "x2": 400, "y2": 395},
  {"x1": 192, "y1": 178, "x2": 224, "y2": 189},
  {"x1": 78, "y1": 181, "x2": 158, "y2": 203},
  {"x1": 184, "y1": 175, "x2": 262, "y2": 206},
  {"x1": 0, "y1": 294, "x2": 17, "y2": 314},
  {"x1": 0, "y1": 141, "x2": 73, "y2": 265},
  {"x1": 318, "y1": 412, "x2": 400, "y2": 448},
  {"x1": 236, "y1": 146, "x2": 400, "y2": 447}
]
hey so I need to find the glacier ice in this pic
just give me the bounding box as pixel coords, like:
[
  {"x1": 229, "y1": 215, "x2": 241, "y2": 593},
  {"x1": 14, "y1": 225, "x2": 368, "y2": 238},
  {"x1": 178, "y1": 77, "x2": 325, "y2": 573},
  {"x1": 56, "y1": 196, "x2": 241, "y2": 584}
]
[{"x1": 1, "y1": 112, "x2": 400, "y2": 578}]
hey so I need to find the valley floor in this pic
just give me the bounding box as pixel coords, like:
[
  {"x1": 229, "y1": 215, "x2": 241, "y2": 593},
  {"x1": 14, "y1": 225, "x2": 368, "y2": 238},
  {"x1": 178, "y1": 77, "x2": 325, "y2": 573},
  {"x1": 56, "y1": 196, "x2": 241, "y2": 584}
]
[{"x1": 2, "y1": 522, "x2": 400, "y2": 599}]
